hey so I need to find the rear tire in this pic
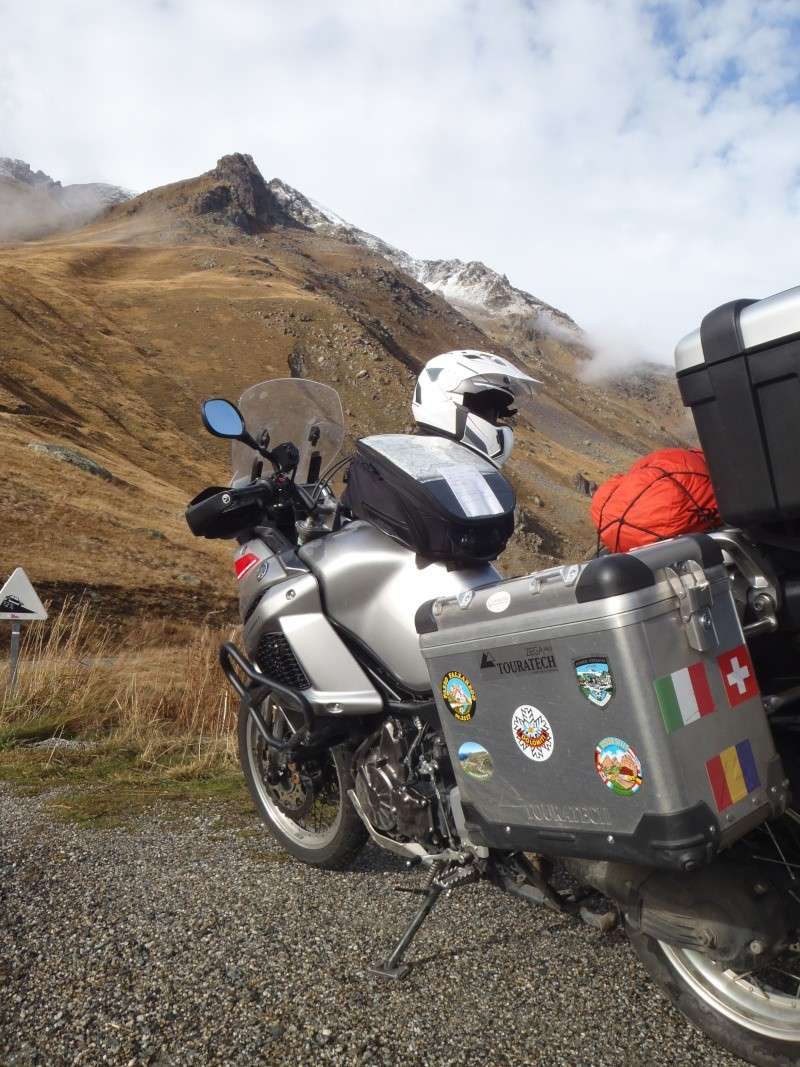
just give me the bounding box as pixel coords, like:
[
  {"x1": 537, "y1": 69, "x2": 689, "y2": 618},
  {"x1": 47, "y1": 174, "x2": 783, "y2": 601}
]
[
  {"x1": 629, "y1": 930, "x2": 800, "y2": 1067},
  {"x1": 238, "y1": 697, "x2": 367, "y2": 870}
]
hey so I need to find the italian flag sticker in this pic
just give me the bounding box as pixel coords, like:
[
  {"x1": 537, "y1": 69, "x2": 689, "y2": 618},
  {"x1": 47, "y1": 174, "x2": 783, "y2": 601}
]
[{"x1": 654, "y1": 662, "x2": 715, "y2": 734}]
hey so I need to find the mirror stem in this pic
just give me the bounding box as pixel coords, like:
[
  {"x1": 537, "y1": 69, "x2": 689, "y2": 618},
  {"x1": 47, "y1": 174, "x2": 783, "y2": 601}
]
[{"x1": 239, "y1": 429, "x2": 275, "y2": 465}]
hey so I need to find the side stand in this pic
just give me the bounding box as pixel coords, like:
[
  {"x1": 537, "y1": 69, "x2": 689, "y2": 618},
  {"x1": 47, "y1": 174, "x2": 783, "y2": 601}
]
[
  {"x1": 368, "y1": 860, "x2": 480, "y2": 980},
  {"x1": 368, "y1": 880, "x2": 445, "y2": 980}
]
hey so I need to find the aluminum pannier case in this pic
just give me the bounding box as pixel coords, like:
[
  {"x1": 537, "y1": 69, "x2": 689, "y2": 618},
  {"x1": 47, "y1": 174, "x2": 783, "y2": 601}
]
[{"x1": 417, "y1": 535, "x2": 787, "y2": 871}]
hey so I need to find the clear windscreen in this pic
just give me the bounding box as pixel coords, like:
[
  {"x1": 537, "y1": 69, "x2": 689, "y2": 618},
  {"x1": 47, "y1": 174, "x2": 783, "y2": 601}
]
[{"x1": 231, "y1": 378, "x2": 344, "y2": 484}]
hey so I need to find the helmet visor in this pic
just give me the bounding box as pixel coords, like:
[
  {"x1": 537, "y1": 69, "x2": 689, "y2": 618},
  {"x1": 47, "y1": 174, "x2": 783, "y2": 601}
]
[{"x1": 456, "y1": 370, "x2": 538, "y2": 401}]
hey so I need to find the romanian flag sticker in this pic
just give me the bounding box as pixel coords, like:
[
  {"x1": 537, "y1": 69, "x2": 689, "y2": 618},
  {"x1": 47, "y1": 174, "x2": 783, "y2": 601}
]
[
  {"x1": 706, "y1": 740, "x2": 761, "y2": 812},
  {"x1": 654, "y1": 662, "x2": 715, "y2": 734}
]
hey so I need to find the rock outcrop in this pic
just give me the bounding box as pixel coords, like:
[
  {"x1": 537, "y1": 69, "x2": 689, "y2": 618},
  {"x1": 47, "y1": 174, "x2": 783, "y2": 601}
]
[
  {"x1": 0, "y1": 158, "x2": 58, "y2": 187},
  {"x1": 195, "y1": 154, "x2": 299, "y2": 233}
]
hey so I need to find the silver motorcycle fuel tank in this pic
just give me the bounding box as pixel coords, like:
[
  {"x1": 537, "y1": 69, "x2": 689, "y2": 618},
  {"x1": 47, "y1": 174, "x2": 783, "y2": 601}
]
[
  {"x1": 298, "y1": 520, "x2": 499, "y2": 693},
  {"x1": 237, "y1": 536, "x2": 383, "y2": 715}
]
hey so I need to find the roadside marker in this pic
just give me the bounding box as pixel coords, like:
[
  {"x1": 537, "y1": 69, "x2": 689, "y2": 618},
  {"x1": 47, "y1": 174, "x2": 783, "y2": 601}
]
[{"x1": 0, "y1": 567, "x2": 48, "y2": 694}]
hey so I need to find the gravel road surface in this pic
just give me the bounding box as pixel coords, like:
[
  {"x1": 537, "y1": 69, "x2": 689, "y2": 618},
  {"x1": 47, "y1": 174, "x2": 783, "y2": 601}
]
[{"x1": 0, "y1": 786, "x2": 746, "y2": 1067}]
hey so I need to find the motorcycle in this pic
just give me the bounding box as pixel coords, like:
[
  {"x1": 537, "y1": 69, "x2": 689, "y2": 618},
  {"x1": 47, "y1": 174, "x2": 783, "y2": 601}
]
[{"x1": 186, "y1": 289, "x2": 800, "y2": 1067}]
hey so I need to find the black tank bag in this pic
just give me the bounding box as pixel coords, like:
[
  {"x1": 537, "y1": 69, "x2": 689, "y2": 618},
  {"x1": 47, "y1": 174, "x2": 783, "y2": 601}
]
[{"x1": 343, "y1": 434, "x2": 515, "y2": 564}]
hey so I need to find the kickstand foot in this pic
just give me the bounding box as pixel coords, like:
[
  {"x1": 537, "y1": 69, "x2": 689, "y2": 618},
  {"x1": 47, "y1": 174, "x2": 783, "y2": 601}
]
[{"x1": 366, "y1": 961, "x2": 412, "y2": 980}]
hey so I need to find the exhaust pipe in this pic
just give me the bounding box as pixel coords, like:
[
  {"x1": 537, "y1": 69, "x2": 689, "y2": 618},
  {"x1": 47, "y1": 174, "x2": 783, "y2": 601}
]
[{"x1": 566, "y1": 857, "x2": 795, "y2": 969}]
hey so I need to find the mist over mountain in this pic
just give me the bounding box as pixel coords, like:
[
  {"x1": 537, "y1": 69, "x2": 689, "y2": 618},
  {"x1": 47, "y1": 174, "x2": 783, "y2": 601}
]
[{"x1": 0, "y1": 157, "x2": 131, "y2": 241}]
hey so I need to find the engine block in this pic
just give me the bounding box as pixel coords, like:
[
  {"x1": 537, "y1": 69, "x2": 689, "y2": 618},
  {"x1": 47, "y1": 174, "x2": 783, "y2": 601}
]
[{"x1": 353, "y1": 719, "x2": 437, "y2": 844}]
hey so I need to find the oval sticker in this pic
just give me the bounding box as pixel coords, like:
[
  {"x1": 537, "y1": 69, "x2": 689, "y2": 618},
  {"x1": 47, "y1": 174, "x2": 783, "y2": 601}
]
[
  {"x1": 486, "y1": 590, "x2": 511, "y2": 614},
  {"x1": 595, "y1": 737, "x2": 642, "y2": 795},
  {"x1": 458, "y1": 741, "x2": 494, "y2": 781},
  {"x1": 511, "y1": 704, "x2": 554, "y2": 762},
  {"x1": 441, "y1": 671, "x2": 477, "y2": 721}
]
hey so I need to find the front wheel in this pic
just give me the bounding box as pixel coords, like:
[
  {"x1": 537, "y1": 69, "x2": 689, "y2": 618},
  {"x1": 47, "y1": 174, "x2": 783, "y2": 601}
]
[
  {"x1": 629, "y1": 931, "x2": 800, "y2": 1066},
  {"x1": 238, "y1": 696, "x2": 367, "y2": 869}
]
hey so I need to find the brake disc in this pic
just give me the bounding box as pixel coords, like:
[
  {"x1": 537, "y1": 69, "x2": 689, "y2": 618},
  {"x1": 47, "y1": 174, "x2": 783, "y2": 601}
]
[{"x1": 269, "y1": 765, "x2": 316, "y2": 819}]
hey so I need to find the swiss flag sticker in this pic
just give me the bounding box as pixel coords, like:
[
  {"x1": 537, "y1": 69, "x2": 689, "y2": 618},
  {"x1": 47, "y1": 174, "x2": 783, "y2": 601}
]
[{"x1": 717, "y1": 644, "x2": 759, "y2": 708}]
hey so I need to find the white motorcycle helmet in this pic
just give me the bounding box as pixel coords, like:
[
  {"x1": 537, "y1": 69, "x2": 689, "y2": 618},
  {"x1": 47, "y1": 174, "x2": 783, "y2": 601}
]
[{"x1": 412, "y1": 350, "x2": 538, "y2": 466}]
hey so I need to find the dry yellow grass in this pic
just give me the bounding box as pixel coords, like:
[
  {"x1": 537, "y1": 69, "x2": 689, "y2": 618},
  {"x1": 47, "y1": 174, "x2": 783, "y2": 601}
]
[{"x1": 0, "y1": 598, "x2": 240, "y2": 770}]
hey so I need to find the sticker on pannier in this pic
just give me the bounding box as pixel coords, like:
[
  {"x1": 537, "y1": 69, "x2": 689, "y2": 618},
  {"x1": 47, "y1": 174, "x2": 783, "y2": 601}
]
[
  {"x1": 511, "y1": 705, "x2": 554, "y2": 762},
  {"x1": 717, "y1": 645, "x2": 759, "y2": 707},
  {"x1": 458, "y1": 742, "x2": 494, "y2": 781},
  {"x1": 574, "y1": 657, "x2": 614, "y2": 707},
  {"x1": 441, "y1": 671, "x2": 477, "y2": 722},
  {"x1": 653, "y1": 662, "x2": 715, "y2": 733},
  {"x1": 706, "y1": 740, "x2": 760, "y2": 811},
  {"x1": 594, "y1": 738, "x2": 642, "y2": 795}
]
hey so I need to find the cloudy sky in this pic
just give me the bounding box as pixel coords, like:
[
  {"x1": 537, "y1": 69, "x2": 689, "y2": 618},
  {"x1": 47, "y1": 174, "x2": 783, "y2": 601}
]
[{"x1": 2, "y1": 0, "x2": 799, "y2": 361}]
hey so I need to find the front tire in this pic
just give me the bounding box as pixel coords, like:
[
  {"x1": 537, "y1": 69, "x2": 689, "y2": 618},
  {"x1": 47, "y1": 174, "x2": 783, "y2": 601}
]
[
  {"x1": 238, "y1": 697, "x2": 367, "y2": 870},
  {"x1": 629, "y1": 930, "x2": 800, "y2": 1067}
]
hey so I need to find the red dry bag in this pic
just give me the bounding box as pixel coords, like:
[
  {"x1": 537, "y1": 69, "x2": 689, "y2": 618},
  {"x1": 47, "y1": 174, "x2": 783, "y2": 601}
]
[{"x1": 591, "y1": 448, "x2": 720, "y2": 554}]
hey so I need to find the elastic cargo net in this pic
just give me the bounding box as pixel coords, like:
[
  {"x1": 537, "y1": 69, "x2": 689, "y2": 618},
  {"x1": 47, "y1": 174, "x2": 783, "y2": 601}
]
[{"x1": 591, "y1": 448, "x2": 720, "y2": 554}]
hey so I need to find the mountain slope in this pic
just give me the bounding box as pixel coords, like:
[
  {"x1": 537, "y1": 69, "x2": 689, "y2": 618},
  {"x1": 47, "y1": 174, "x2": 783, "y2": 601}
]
[
  {"x1": 267, "y1": 178, "x2": 580, "y2": 338},
  {"x1": 0, "y1": 154, "x2": 692, "y2": 623}
]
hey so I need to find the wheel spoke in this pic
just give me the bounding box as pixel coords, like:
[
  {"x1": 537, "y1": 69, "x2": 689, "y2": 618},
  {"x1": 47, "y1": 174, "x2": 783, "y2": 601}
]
[
  {"x1": 750, "y1": 855, "x2": 800, "y2": 871},
  {"x1": 765, "y1": 822, "x2": 797, "y2": 881}
]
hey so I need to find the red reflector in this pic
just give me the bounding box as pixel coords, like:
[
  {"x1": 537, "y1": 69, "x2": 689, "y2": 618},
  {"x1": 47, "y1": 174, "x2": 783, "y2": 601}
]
[{"x1": 234, "y1": 553, "x2": 259, "y2": 580}]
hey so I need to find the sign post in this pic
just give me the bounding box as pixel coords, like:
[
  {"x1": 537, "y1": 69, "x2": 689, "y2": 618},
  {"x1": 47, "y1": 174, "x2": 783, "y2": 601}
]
[{"x1": 1, "y1": 568, "x2": 48, "y2": 695}]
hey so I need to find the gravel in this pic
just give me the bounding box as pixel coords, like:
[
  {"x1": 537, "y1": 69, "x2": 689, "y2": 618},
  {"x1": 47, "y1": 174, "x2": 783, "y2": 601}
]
[{"x1": 0, "y1": 786, "x2": 746, "y2": 1067}]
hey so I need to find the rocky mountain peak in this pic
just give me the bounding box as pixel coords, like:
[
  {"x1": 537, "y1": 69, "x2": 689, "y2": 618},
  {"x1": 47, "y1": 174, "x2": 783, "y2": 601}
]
[
  {"x1": 413, "y1": 257, "x2": 579, "y2": 336},
  {"x1": 0, "y1": 157, "x2": 59, "y2": 188},
  {"x1": 267, "y1": 179, "x2": 331, "y2": 228},
  {"x1": 266, "y1": 176, "x2": 580, "y2": 340},
  {"x1": 194, "y1": 154, "x2": 297, "y2": 233}
]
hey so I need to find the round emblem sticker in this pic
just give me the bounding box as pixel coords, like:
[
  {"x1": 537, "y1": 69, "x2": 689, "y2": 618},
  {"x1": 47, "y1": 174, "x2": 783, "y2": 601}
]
[
  {"x1": 486, "y1": 590, "x2": 511, "y2": 614},
  {"x1": 441, "y1": 671, "x2": 477, "y2": 722},
  {"x1": 595, "y1": 737, "x2": 642, "y2": 796},
  {"x1": 511, "y1": 705, "x2": 554, "y2": 762},
  {"x1": 458, "y1": 741, "x2": 494, "y2": 781}
]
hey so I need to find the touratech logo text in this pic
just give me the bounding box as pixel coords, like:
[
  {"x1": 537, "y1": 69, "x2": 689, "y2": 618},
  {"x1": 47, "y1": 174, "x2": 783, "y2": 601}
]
[
  {"x1": 526, "y1": 803, "x2": 612, "y2": 827},
  {"x1": 481, "y1": 642, "x2": 557, "y2": 675}
]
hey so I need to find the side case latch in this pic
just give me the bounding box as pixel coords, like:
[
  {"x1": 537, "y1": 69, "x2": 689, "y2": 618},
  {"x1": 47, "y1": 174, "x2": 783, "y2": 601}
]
[{"x1": 664, "y1": 560, "x2": 718, "y2": 652}]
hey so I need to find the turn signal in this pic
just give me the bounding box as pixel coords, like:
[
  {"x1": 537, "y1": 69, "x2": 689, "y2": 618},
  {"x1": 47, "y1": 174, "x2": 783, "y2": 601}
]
[{"x1": 234, "y1": 553, "x2": 260, "y2": 580}]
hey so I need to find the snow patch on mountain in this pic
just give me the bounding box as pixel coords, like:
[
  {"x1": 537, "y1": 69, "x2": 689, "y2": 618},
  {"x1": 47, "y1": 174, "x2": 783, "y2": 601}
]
[
  {"x1": 268, "y1": 178, "x2": 580, "y2": 339},
  {"x1": 409, "y1": 258, "x2": 578, "y2": 337}
]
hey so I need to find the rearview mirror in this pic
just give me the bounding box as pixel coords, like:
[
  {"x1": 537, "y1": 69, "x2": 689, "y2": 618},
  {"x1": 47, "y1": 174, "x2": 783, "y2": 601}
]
[{"x1": 201, "y1": 398, "x2": 246, "y2": 439}]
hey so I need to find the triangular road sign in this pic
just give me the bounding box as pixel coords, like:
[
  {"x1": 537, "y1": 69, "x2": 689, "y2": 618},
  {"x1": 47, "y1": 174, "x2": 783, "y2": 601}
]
[{"x1": 0, "y1": 568, "x2": 48, "y2": 621}]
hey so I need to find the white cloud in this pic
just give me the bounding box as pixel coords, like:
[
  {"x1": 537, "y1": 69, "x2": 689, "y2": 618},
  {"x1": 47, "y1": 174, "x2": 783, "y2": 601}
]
[{"x1": 2, "y1": 0, "x2": 799, "y2": 361}]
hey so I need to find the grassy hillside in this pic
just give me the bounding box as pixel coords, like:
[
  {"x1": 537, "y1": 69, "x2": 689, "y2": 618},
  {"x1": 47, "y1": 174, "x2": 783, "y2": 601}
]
[{"x1": 0, "y1": 154, "x2": 692, "y2": 627}]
